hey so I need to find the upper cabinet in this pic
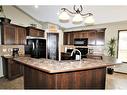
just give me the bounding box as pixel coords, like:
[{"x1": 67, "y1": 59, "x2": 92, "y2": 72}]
[
  {"x1": 64, "y1": 32, "x2": 74, "y2": 45},
  {"x1": 0, "y1": 23, "x2": 45, "y2": 45},
  {"x1": 87, "y1": 30, "x2": 96, "y2": 45},
  {"x1": 96, "y1": 29, "x2": 105, "y2": 46},
  {"x1": 1, "y1": 23, "x2": 26, "y2": 45},
  {"x1": 2, "y1": 24, "x2": 16, "y2": 45},
  {"x1": 64, "y1": 28, "x2": 106, "y2": 46},
  {"x1": 26, "y1": 27, "x2": 44, "y2": 37},
  {"x1": 16, "y1": 26, "x2": 27, "y2": 45}
]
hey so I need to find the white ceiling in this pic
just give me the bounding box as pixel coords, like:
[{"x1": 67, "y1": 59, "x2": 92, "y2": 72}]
[{"x1": 17, "y1": 5, "x2": 127, "y2": 28}]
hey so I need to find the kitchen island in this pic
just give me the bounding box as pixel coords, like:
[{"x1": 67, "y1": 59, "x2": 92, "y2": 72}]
[{"x1": 13, "y1": 56, "x2": 122, "y2": 89}]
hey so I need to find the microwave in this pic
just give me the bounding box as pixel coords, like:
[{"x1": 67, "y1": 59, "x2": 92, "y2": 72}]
[{"x1": 74, "y1": 38, "x2": 88, "y2": 46}]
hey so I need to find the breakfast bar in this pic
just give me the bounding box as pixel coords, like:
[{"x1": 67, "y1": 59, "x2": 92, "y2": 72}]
[{"x1": 13, "y1": 56, "x2": 122, "y2": 89}]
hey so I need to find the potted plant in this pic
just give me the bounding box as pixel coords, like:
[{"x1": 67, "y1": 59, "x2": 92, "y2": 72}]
[
  {"x1": 107, "y1": 38, "x2": 116, "y2": 57},
  {"x1": 107, "y1": 38, "x2": 116, "y2": 74}
]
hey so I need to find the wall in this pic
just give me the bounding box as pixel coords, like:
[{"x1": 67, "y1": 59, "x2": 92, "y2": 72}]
[
  {"x1": 3, "y1": 6, "x2": 42, "y2": 29},
  {"x1": 64, "y1": 21, "x2": 127, "y2": 57}
]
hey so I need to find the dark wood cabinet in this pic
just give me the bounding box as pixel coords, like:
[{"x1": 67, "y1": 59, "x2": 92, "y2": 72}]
[
  {"x1": 88, "y1": 30, "x2": 96, "y2": 45},
  {"x1": 64, "y1": 32, "x2": 74, "y2": 45},
  {"x1": 0, "y1": 23, "x2": 45, "y2": 45},
  {"x1": 16, "y1": 26, "x2": 27, "y2": 45},
  {"x1": 26, "y1": 27, "x2": 44, "y2": 37},
  {"x1": 64, "y1": 32, "x2": 68, "y2": 45},
  {"x1": 24, "y1": 65, "x2": 106, "y2": 89},
  {"x1": 1, "y1": 23, "x2": 27, "y2": 45},
  {"x1": 2, "y1": 57, "x2": 23, "y2": 80},
  {"x1": 2, "y1": 24, "x2": 16, "y2": 44},
  {"x1": 96, "y1": 29, "x2": 105, "y2": 46},
  {"x1": 63, "y1": 28, "x2": 106, "y2": 46}
]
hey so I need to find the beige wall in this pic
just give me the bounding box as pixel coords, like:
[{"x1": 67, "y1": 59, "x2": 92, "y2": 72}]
[
  {"x1": 3, "y1": 6, "x2": 42, "y2": 29},
  {"x1": 64, "y1": 21, "x2": 127, "y2": 57}
]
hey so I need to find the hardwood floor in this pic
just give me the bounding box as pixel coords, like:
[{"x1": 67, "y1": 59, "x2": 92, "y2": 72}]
[
  {"x1": 0, "y1": 72, "x2": 127, "y2": 89},
  {"x1": 106, "y1": 72, "x2": 127, "y2": 89},
  {"x1": 0, "y1": 76, "x2": 23, "y2": 89}
]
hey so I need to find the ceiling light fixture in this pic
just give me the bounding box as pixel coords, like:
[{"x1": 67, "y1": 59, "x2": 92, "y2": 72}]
[
  {"x1": 58, "y1": 5, "x2": 95, "y2": 24},
  {"x1": 34, "y1": 5, "x2": 39, "y2": 8}
]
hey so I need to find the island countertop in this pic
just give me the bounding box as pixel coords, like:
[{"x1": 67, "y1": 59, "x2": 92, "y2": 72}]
[{"x1": 5, "y1": 56, "x2": 122, "y2": 74}]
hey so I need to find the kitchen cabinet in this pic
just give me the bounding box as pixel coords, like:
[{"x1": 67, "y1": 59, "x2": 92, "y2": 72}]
[
  {"x1": 63, "y1": 28, "x2": 105, "y2": 46},
  {"x1": 2, "y1": 23, "x2": 16, "y2": 45},
  {"x1": 26, "y1": 27, "x2": 44, "y2": 37},
  {"x1": 64, "y1": 32, "x2": 74, "y2": 45},
  {"x1": 1, "y1": 23, "x2": 27, "y2": 45},
  {"x1": 88, "y1": 30, "x2": 96, "y2": 45},
  {"x1": 16, "y1": 26, "x2": 27, "y2": 45},
  {"x1": 64, "y1": 32, "x2": 68, "y2": 45},
  {"x1": 96, "y1": 31, "x2": 105, "y2": 46},
  {"x1": 2, "y1": 57, "x2": 23, "y2": 80}
]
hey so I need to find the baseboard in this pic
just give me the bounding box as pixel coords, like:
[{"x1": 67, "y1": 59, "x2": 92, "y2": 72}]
[{"x1": 114, "y1": 71, "x2": 127, "y2": 75}]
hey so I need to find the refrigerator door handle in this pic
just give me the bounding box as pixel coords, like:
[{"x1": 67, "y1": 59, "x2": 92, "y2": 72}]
[{"x1": 32, "y1": 42, "x2": 35, "y2": 50}]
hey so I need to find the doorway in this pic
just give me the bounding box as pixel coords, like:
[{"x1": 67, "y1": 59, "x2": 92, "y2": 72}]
[{"x1": 47, "y1": 33, "x2": 59, "y2": 60}]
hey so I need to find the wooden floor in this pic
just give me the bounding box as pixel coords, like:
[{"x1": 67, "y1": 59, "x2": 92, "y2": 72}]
[
  {"x1": 106, "y1": 72, "x2": 127, "y2": 89},
  {"x1": 0, "y1": 72, "x2": 127, "y2": 89}
]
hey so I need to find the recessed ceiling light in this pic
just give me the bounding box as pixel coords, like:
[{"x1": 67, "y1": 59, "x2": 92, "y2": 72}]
[{"x1": 34, "y1": 5, "x2": 39, "y2": 8}]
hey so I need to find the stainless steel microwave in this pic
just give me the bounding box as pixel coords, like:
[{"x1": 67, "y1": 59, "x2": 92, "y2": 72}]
[{"x1": 74, "y1": 38, "x2": 88, "y2": 46}]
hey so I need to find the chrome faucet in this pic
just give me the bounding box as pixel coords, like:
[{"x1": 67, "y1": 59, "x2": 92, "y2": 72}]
[{"x1": 71, "y1": 49, "x2": 82, "y2": 61}]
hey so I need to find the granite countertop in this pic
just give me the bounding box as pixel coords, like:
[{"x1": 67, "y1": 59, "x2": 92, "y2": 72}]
[{"x1": 7, "y1": 56, "x2": 123, "y2": 73}]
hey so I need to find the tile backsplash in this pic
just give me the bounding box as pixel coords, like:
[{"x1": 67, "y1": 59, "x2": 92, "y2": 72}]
[
  {"x1": 62, "y1": 45, "x2": 104, "y2": 54},
  {"x1": 0, "y1": 45, "x2": 25, "y2": 56}
]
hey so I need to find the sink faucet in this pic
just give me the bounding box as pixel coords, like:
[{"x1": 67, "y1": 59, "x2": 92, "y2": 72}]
[{"x1": 71, "y1": 49, "x2": 82, "y2": 61}]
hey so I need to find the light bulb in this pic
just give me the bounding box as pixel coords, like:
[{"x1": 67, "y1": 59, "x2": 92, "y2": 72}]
[
  {"x1": 59, "y1": 11, "x2": 70, "y2": 22},
  {"x1": 34, "y1": 5, "x2": 39, "y2": 8},
  {"x1": 84, "y1": 15, "x2": 95, "y2": 24},
  {"x1": 72, "y1": 14, "x2": 83, "y2": 24}
]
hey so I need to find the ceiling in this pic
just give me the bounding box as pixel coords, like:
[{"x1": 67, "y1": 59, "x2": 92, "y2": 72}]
[{"x1": 17, "y1": 5, "x2": 127, "y2": 28}]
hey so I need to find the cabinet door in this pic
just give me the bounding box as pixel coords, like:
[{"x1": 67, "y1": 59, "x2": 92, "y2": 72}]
[
  {"x1": 3, "y1": 24, "x2": 16, "y2": 44},
  {"x1": 82, "y1": 31, "x2": 88, "y2": 38},
  {"x1": 8, "y1": 59, "x2": 23, "y2": 80},
  {"x1": 16, "y1": 26, "x2": 26, "y2": 45},
  {"x1": 29, "y1": 28, "x2": 44, "y2": 37},
  {"x1": 38, "y1": 30, "x2": 44, "y2": 37},
  {"x1": 96, "y1": 32, "x2": 105, "y2": 46},
  {"x1": 88, "y1": 31, "x2": 96, "y2": 45},
  {"x1": 29, "y1": 29, "x2": 38, "y2": 37},
  {"x1": 64, "y1": 32, "x2": 68, "y2": 45},
  {"x1": 74, "y1": 32, "x2": 80, "y2": 38},
  {"x1": 70, "y1": 32, "x2": 74, "y2": 45}
]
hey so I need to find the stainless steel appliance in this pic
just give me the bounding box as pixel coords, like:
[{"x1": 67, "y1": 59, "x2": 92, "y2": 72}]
[
  {"x1": 74, "y1": 38, "x2": 88, "y2": 46},
  {"x1": 25, "y1": 37, "x2": 46, "y2": 58}
]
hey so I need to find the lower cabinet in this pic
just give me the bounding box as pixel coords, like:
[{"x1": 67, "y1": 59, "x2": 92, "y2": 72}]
[{"x1": 2, "y1": 57, "x2": 23, "y2": 80}]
